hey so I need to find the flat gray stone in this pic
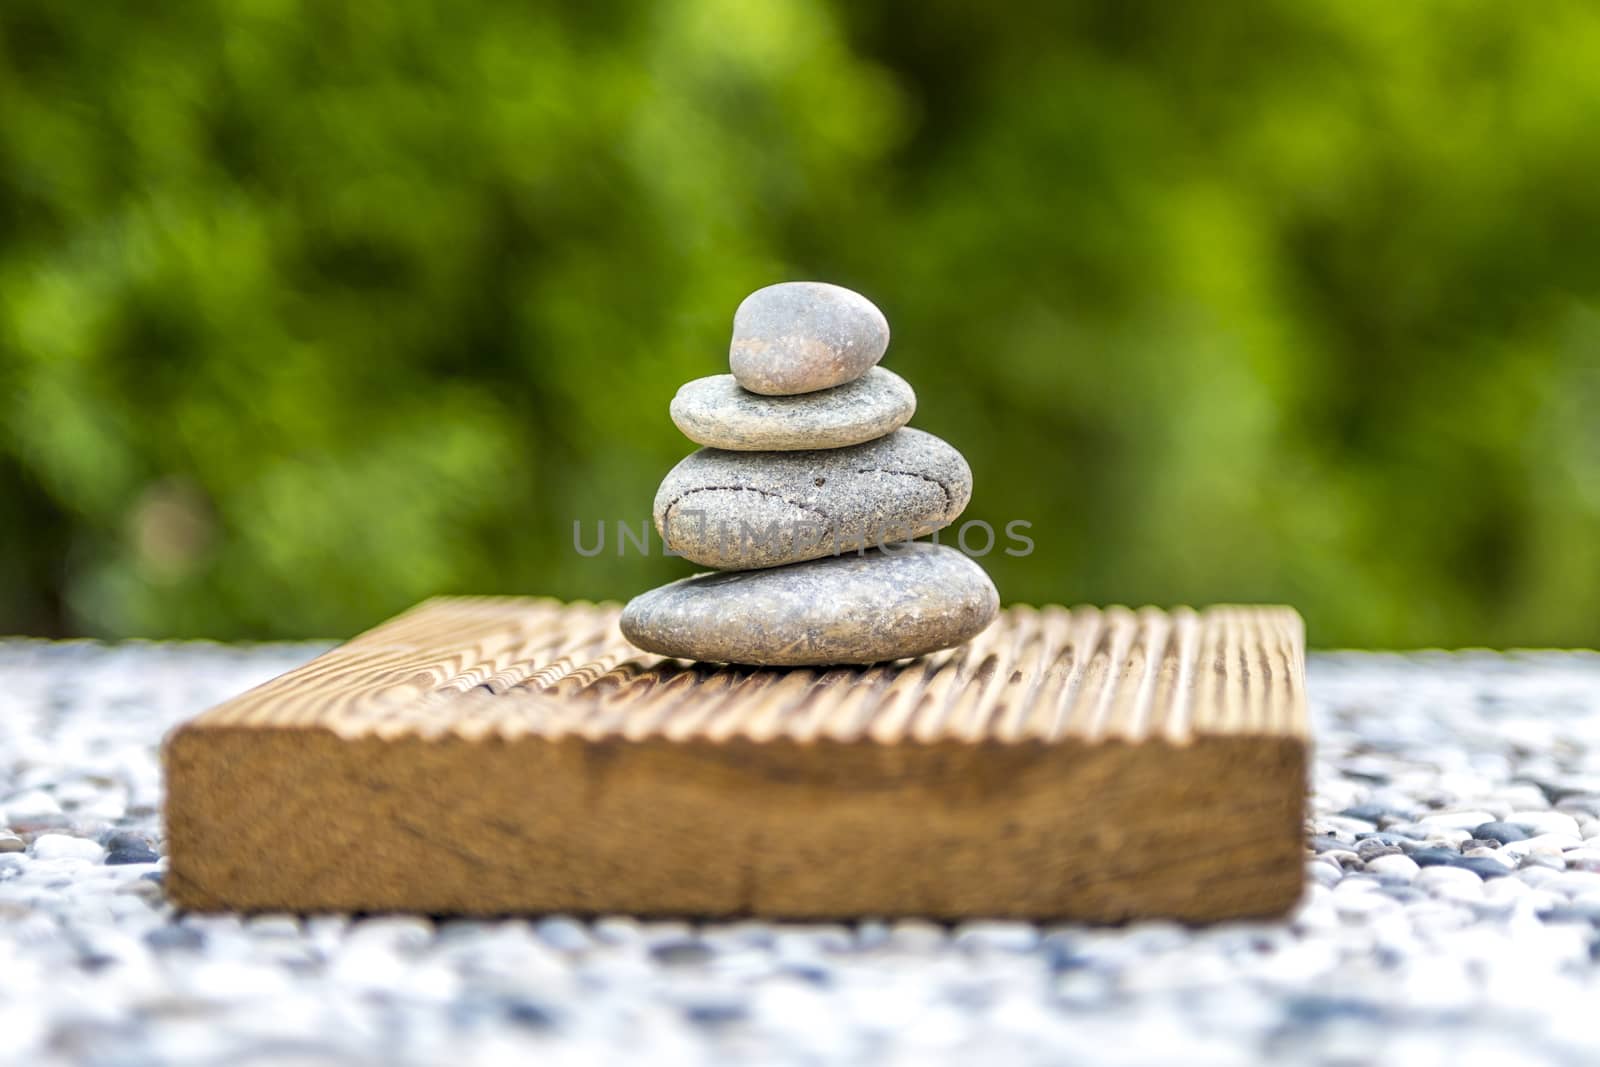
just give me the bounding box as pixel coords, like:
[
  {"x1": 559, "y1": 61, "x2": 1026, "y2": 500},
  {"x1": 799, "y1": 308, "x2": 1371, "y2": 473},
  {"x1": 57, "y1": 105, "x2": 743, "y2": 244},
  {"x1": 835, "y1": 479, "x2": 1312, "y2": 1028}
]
[
  {"x1": 653, "y1": 428, "x2": 972, "y2": 570},
  {"x1": 619, "y1": 543, "x2": 999, "y2": 665},
  {"x1": 730, "y1": 282, "x2": 890, "y2": 395},
  {"x1": 669, "y1": 368, "x2": 915, "y2": 451}
]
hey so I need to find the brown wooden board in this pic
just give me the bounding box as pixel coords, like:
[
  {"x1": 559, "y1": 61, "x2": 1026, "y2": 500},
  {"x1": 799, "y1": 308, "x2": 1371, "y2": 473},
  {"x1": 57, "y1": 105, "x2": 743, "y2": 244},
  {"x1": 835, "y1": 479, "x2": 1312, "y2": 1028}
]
[{"x1": 163, "y1": 598, "x2": 1309, "y2": 922}]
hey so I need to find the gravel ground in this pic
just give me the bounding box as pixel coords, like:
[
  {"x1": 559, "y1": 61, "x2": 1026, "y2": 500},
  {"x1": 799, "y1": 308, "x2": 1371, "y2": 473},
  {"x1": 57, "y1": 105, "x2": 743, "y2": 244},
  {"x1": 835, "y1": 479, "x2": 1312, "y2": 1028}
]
[{"x1": 5, "y1": 642, "x2": 1600, "y2": 1066}]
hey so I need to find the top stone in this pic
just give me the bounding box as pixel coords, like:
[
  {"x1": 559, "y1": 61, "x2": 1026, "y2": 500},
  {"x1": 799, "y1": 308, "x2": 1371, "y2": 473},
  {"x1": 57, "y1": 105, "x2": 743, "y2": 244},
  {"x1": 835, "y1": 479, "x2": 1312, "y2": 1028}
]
[{"x1": 730, "y1": 282, "x2": 890, "y2": 396}]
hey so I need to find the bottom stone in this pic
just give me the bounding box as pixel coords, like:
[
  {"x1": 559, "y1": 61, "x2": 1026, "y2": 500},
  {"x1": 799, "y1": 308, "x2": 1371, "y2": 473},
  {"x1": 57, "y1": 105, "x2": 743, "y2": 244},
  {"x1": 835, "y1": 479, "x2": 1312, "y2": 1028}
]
[{"x1": 620, "y1": 543, "x2": 999, "y2": 665}]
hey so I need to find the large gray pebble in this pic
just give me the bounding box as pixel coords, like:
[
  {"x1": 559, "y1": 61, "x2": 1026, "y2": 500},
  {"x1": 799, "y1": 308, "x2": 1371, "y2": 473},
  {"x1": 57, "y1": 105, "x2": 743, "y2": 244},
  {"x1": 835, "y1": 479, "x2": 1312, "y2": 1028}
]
[
  {"x1": 730, "y1": 282, "x2": 890, "y2": 395},
  {"x1": 653, "y1": 428, "x2": 972, "y2": 570},
  {"x1": 670, "y1": 368, "x2": 915, "y2": 451},
  {"x1": 620, "y1": 543, "x2": 999, "y2": 665}
]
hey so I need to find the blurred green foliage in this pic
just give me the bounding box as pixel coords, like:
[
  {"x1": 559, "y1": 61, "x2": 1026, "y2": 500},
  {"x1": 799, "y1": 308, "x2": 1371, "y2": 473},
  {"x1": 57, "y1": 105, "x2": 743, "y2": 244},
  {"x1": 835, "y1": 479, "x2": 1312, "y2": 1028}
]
[{"x1": 3, "y1": 0, "x2": 1599, "y2": 646}]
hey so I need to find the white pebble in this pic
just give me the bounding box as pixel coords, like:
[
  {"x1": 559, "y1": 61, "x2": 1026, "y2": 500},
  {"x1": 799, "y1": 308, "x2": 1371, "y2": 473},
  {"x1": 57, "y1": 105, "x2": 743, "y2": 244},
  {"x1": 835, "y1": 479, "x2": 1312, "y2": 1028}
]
[
  {"x1": 1552, "y1": 871, "x2": 1600, "y2": 897},
  {"x1": 1315, "y1": 815, "x2": 1377, "y2": 836},
  {"x1": 1463, "y1": 848, "x2": 1515, "y2": 869},
  {"x1": 1518, "y1": 865, "x2": 1566, "y2": 889},
  {"x1": 1366, "y1": 854, "x2": 1421, "y2": 881},
  {"x1": 29, "y1": 834, "x2": 105, "y2": 862},
  {"x1": 1561, "y1": 848, "x2": 1600, "y2": 870},
  {"x1": 1416, "y1": 866, "x2": 1485, "y2": 901},
  {"x1": 1502, "y1": 834, "x2": 1582, "y2": 858},
  {"x1": 953, "y1": 921, "x2": 1039, "y2": 953},
  {"x1": 1335, "y1": 892, "x2": 1400, "y2": 920},
  {"x1": 1508, "y1": 810, "x2": 1581, "y2": 838},
  {"x1": 2, "y1": 790, "x2": 62, "y2": 819},
  {"x1": 1332, "y1": 876, "x2": 1382, "y2": 895},
  {"x1": 1482, "y1": 876, "x2": 1530, "y2": 901},
  {"x1": 1496, "y1": 785, "x2": 1552, "y2": 810},
  {"x1": 1305, "y1": 859, "x2": 1342, "y2": 888},
  {"x1": 1418, "y1": 811, "x2": 1497, "y2": 832}
]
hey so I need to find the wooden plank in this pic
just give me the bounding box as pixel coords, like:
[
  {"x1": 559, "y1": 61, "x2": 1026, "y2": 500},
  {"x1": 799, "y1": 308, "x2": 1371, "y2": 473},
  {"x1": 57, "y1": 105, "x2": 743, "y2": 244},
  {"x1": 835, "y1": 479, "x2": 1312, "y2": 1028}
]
[{"x1": 163, "y1": 598, "x2": 1308, "y2": 921}]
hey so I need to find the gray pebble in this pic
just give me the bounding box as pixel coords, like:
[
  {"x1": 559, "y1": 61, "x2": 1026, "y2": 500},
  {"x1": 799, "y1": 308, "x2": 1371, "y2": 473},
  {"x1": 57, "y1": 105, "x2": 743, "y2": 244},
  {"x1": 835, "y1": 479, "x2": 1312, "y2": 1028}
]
[
  {"x1": 535, "y1": 916, "x2": 590, "y2": 953},
  {"x1": 670, "y1": 368, "x2": 915, "y2": 451},
  {"x1": 730, "y1": 281, "x2": 889, "y2": 395},
  {"x1": 105, "y1": 845, "x2": 159, "y2": 866},
  {"x1": 648, "y1": 938, "x2": 714, "y2": 966},
  {"x1": 1472, "y1": 821, "x2": 1529, "y2": 844},
  {"x1": 1356, "y1": 839, "x2": 1403, "y2": 861},
  {"x1": 1408, "y1": 847, "x2": 1463, "y2": 867},
  {"x1": 654, "y1": 428, "x2": 972, "y2": 570},
  {"x1": 621, "y1": 543, "x2": 999, "y2": 666}
]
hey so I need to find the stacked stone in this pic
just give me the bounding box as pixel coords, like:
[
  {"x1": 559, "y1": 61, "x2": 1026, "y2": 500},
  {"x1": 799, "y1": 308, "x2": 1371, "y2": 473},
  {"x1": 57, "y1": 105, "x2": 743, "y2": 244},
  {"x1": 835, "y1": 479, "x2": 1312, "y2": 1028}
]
[{"x1": 620, "y1": 282, "x2": 999, "y2": 666}]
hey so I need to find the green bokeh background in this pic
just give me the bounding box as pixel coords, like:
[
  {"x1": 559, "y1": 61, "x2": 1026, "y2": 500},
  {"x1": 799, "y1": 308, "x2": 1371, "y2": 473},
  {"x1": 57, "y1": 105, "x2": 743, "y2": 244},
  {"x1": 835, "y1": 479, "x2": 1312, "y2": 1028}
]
[{"x1": 3, "y1": 1, "x2": 1599, "y2": 646}]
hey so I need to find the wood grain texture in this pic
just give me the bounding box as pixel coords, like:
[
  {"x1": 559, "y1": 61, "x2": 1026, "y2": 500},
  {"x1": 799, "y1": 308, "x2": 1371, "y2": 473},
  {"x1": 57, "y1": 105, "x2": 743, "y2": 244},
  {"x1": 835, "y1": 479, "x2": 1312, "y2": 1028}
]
[{"x1": 164, "y1": 597, "x2": 1309, "y2": 921}]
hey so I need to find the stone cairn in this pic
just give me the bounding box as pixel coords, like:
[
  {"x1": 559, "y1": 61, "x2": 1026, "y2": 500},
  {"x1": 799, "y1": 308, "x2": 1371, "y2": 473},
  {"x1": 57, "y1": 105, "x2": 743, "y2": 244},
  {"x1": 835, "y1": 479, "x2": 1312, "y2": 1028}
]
[{"x1": 620, "y1": 281, "x2": 999, "y2": 666}]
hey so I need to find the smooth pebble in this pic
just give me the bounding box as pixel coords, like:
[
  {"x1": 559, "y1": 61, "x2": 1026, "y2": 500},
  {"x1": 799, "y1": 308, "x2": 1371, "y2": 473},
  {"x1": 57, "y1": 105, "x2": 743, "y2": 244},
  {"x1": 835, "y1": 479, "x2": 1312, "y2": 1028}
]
[
  {"x1": 730, "y1": 282, "x2": 889, "y2": 396},
  {"x1": 621, "y1": 543, "x2": 998, "y2": 666},
  {"x1": 670, "y1": 368, "x2": 915, "y2": 452},
  {"x1": 654, "y1": 429, "x2": 971, "y2": 570}
]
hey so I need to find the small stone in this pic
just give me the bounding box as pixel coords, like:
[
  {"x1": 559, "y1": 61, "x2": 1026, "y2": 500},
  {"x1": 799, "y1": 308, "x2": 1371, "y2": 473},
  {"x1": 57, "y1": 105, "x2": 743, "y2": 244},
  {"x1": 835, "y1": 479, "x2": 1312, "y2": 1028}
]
[
  {"x1": 952, "y1": 921, "x2": 1039, "y2": 953},
  {"x1": 1503, "y1": 833, "x2": 1583, "y2": 858},
  {"x1": 1473, "y1": 821, "x2": 1530, "y2": 844},
  {"x1": 1561, "y1": 849, "x2": 1600, "y2": 872},
  {"x1": 729, "y1": 281, "x2": 889, "y2": 396},
  {"x1": 1355, "y1": 839, "x2": 1402, "y2": 861},
  {"x1": 1509, "y1": 810, "x2": 1582, "y2": 838},
  {"x1": 499, "y1": 996, "x2": 559, "y2": 1030},
  {"x1": 649, "y1": 938, "x2": 714, "y2": 966},
  {"x1": 1315, "y1": 815, "x2": 1377, "y2": 836},
  {"x1": 1409, "y1": 847, "x2": 1463, "y2": 867},
  {"x1": 2, "y1": 790, "x2": 67, "y2": 831},
  {"x1": 621, "y1": 543, "x2": 998, "y2": 666},
  {"x1": 1454, "y1": 857, "x2": 1512, "y2": 879},
  {"x1": 535, "y1": 916, "x2": 590, "y2": 953},
  {"x1": 103, "y1": 831, "x2": 159, "y2": 865},
  {"x1": 0, "y1": 832, "x2": 24, "y2": 853},
  {"x1": 1306, "y1": 859, "x2": 1343, "y2": 888},
  {"x1": 1553, "y1": 871, "x2": 1600, "y2": 897},
  {"x1": 103, "y1": 830, "x2": 155, "y2": 853},
  {"x1": 682, "y1": 998, "x2": 748, "y2": 1026},
  {"x1": 30, "y1": 834, "x2": 105, "y2": 862},
  {"x1": 1376, "y1": 823, "x2": 1430, "y2": 841},
  {"x1": 1463, "y1": 846, "x2": 1511, "y2": 864},
  {"x1": 1417, "y1": 810, "x2": 1497, "y2": 832},
  {"x1": 654, "y1": 428, "x2": 972, "y2": 570},
  {"x1": 105, "y1": 845, "x2": 159, "y2": 865},
  {"x1": 145, "y1": 925, "x2": 207, "y2": 952},
  {"x1": 1416, "y1": 865, "x2": 1486, "y2": 896},
  {"x1": 671, "y1": 368, "x2": 915, "y2": 452},
  {"x1": 1341, "y1": 803, "x2": 1414, "y2": 823},
  {"x1": 1366, "y1": 854, "x2": 1420, "y2": 881}
]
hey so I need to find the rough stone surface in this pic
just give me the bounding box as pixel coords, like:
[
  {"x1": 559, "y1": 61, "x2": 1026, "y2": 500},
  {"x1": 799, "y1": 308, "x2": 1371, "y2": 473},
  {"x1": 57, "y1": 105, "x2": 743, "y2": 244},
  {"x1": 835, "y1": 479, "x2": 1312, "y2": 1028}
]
[
  {"x1": 654, "y1": 428, "x2": 972, "y2": 570},
  {"x1": 670, "y1": 367, "x2": 915, "y2": 451},
  {"x1": 620, "y1": 543, "x2": 999, "y2": 665},
  {"x1": 10, "y1": 641, "x2": 1600, "y2": 1065},
  {"x1": 729, "y1": 281, "x2": 890, "y2": 395}
]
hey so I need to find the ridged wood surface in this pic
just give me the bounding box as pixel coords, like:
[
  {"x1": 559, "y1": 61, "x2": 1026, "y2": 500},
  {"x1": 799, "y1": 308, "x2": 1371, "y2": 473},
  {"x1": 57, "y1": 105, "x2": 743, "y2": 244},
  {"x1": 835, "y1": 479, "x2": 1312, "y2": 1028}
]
[
  {"x1": 166, "y1": 597, "x2": 1309, "y2": 921},
  {"x1": 190, "y1": 598, "x2": 1308, "y2": 745}
]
